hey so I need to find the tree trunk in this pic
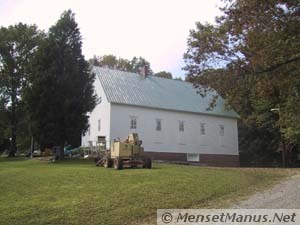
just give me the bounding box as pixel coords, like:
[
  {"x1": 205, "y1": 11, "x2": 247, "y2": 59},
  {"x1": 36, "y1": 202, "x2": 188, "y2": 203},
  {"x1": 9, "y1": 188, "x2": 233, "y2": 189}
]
[
  {"x1": 30, "y1": 136, "x2": 34, "y2": 158},
  {"x1": 282, "y1": 139, "x2": 286, "y2": 168},
  {"x1": 8, "y1": 70, "x2": 18, "y2": 157},
  {"x1": 8, "y1": 92, "x2": 17, "y2": 157},
  {"x1": 59, "y1": 143, "x2": 65, "y2": 160},
  {"x1": 8, "y1": 134, "x2": 16, "y2": 157}
]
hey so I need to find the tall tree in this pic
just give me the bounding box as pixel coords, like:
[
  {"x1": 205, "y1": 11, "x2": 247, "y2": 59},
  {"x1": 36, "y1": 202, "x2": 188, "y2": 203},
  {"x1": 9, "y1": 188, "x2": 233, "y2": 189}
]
[
  {"x1": 0, "y1": 96, "x2": 8, "y2": 153},
  {"x1": 89, "y1": 55, "x2": 132, "y2": 71},
  {"x1": 26, "y1": 10, "x2": 96, "y2": 159},
  {"x1": 154, "y1": 71, "x2": 173, "y2": 79},
  {"x1": 184, "y1": 0, "x2": 300, "y2": 166},
  {"x1": 90, "y1": 55, "x2": 154, "y2": 74},
  {"x1": 130, "y1": 56, "x2": 153, "y2": 75},
  {"x1": 0, "y1": 24, "x2": 41, "y2": 156}
]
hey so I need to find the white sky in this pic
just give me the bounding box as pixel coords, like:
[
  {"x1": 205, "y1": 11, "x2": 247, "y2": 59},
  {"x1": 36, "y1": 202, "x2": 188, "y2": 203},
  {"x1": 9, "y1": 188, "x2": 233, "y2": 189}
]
[{"x1": 0, "y1": 0, "x2": 222, "y2": 78}]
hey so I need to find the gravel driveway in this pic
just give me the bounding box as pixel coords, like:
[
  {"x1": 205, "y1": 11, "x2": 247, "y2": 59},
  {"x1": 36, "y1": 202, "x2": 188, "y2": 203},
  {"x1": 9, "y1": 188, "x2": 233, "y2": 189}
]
[{"x1": 234, "y1": 174, "x2": 300, "y2": 208}]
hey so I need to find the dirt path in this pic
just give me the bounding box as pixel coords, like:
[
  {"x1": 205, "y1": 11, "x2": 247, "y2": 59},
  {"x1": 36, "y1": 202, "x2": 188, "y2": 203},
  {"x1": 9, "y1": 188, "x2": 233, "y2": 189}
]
[{"x1": 234, "y1": 174, "x2": 300, "y2": 208}]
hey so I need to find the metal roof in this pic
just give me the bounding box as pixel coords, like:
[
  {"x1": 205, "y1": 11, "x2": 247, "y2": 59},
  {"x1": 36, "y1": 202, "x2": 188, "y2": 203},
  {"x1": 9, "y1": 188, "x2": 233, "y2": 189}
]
[{"x1": 93, "y1": 67, "x2": 239, "y2": 119}]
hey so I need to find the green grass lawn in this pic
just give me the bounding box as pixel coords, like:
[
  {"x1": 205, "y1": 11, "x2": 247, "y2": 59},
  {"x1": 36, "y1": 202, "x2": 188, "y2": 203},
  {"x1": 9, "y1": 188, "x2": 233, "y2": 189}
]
[{"x1": 0, "y1": 158, "x2": 293, "y2": 225}]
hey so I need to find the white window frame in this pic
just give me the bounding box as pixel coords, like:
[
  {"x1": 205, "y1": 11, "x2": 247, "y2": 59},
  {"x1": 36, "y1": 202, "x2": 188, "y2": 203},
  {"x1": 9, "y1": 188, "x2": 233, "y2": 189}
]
[
  {"x1": 187, "y1": 153, "x2": 200, "y2": 162},
  {"x1": 200, "y1": 123, "x2": 206, "y2": 135},
  {"x1": 130, "y1": 116, "x2": 137, "y2": 129},
  {"x1": 156, "y1": 119, "x2": 162, "y2": 131},
  {"x1": 219, "y1": 124, "x2": 225, "y2": 136},
  {"x1": 179, "y1": 121, "x2": 184, "y2": 132}
]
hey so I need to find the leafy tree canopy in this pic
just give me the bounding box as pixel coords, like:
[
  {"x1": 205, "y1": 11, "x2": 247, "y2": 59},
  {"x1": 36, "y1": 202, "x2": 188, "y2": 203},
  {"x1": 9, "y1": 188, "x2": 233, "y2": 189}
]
[
  {"x1": 0, "y1": 23, "x2": 42, "y2": 156},
  {"x1": 184, "y1": 0, "x2": 300, "y2": 165},
  {"x1": 154, "y1": 71, "x2": 173, "y2": 79},
  {"x1": 90, "y1": 55, "x2": 153, "y2": 75},
  {"x1": 26, "y1": 10, "x2": 96, "y2": 158},
  {"x1": 90, "y1": 55, "x2": 177, "y2": 79}
]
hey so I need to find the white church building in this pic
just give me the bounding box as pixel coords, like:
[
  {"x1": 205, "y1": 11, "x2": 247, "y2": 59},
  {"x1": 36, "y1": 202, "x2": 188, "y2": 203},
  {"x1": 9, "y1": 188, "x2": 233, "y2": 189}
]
[{"x1": 82, "y1": 67, "x2": 240, "y2": 166}]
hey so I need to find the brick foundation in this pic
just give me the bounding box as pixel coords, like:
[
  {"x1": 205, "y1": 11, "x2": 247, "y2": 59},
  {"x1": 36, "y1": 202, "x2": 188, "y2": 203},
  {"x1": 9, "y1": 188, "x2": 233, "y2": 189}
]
[
  {"x1": 144, "y1": 151, "x2": 240, "y2": 167},
  {"x1": 199, "y1": 154, "x2": 240, "y2": 167},
  {"x1": 144, "y1": 151, "x2": 187, "y2": 162}
]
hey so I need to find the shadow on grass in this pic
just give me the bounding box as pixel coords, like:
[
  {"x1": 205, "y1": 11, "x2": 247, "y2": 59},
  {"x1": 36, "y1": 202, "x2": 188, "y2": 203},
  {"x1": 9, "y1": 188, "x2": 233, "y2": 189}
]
[
  {"x1": 0, "y1": 156, "x2": 30, "y2": 162},
  {"x1": 52, "y1": 158, "x2": 94, "y2": 165},
  {"x1": 52, "y1": 158, "x2": 162, "y2": 170}
]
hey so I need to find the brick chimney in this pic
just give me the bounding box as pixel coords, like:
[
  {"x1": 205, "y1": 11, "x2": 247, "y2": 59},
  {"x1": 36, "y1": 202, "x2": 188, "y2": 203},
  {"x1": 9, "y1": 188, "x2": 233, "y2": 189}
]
[{"x1": 139, "y1": 65, "x2": 147, "y2": 79}]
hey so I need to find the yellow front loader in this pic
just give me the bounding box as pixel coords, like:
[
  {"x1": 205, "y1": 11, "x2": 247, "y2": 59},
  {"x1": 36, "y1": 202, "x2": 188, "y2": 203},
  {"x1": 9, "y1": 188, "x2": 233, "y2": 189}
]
[{"x1": 96, "y1": 133, "x2": 152, "y2": 169}]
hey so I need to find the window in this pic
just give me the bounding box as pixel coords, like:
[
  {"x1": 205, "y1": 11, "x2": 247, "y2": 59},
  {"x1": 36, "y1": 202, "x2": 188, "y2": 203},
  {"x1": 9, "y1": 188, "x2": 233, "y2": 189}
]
[
  {"x1": 219, "y1": 125, "x2": 225, "y2": 136},
  {"x1": 156, "y1": 119, "x2": 162, "y2": 131},
  {"x1": 96, "y1": 97, "x2": 102, "y2": 105},
  {"x1": 130, "y1": 117, "x2": 137, "y2": 129},
  {"x1": 98, "y1": 119, "x2": 101, "y2": 131},
  {"x1": 179, "y1": 121, "x2": 184, "y2": 132},
  {"x1": 187, "y1": 153, "x2": 199, "y2": 162},
  {"x1": 200, "y1": 123, "x2": 206, "y2": 135}
]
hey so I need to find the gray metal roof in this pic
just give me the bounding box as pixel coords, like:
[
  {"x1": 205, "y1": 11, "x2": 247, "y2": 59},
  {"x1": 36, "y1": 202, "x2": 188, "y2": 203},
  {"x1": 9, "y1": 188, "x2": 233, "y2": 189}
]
[{"x1": 93, "y1": 67, "x2": 239, "y2": 119}]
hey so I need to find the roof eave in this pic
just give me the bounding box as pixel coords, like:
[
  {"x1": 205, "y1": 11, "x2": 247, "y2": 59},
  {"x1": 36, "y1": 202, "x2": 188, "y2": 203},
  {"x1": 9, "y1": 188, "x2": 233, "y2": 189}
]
[{"x1": 110, "y1": 102, "x2": 240, "y2": 119}]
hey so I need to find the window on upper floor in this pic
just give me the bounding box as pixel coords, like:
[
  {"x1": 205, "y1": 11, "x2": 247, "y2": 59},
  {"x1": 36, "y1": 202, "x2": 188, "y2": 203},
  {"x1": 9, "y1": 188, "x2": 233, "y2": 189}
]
[
  {"x1": 200, "y1": 123, "x2": 206, "y2": 135},
  {"x1": 96, "y1": 97, "x2": 102, "y2": 105},
  {"x1": 156, "y1": 119, "x2": 162, "y2": 131},
  {"x1": 98, "y1": 119, "x2": 101, "y2": 132},
  {"x1": 219, "y1": 124, "x2": 225, "y2": 136},
  {"x1": 130, "y1": 116, "x2": 137, "y2": 129},
  {"x1": 179, "y1": 121, "x2": 184, "y2": 132}
]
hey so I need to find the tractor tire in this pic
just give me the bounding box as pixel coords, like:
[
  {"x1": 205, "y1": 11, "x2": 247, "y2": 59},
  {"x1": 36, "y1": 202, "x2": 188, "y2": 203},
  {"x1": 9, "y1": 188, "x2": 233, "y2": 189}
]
[
  {"x1": 114, "y1": 157, "x2": 123, "y2": 170},
  {"x1": 144, "y1": 158, "x2": 152, "y2": 169},
  {"x1": 108, "y1": 158, "x2": 113, "y2": 168},
  {"x1": 94, "y1": 157, "x2": 101, "y2": 163},
  {"x1": 95, "y1": 158, "x2": 103, "y2": 167},
  {"x1": 103, "y1": 157, "x2": 113, "y2": 168}
]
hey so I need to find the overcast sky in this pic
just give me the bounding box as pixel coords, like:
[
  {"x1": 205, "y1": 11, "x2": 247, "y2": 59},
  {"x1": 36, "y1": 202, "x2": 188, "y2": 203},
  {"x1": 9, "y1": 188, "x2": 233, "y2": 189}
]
[{"x1": 0, "y1": 0, "x2": 222, "y2": 78}]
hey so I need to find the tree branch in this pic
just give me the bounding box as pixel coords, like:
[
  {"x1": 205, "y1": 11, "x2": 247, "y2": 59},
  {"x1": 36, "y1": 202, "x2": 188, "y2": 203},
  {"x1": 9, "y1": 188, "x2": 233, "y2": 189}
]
[{"x1": 255, "y1": 56, "x2": 300, "y2": 74}]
